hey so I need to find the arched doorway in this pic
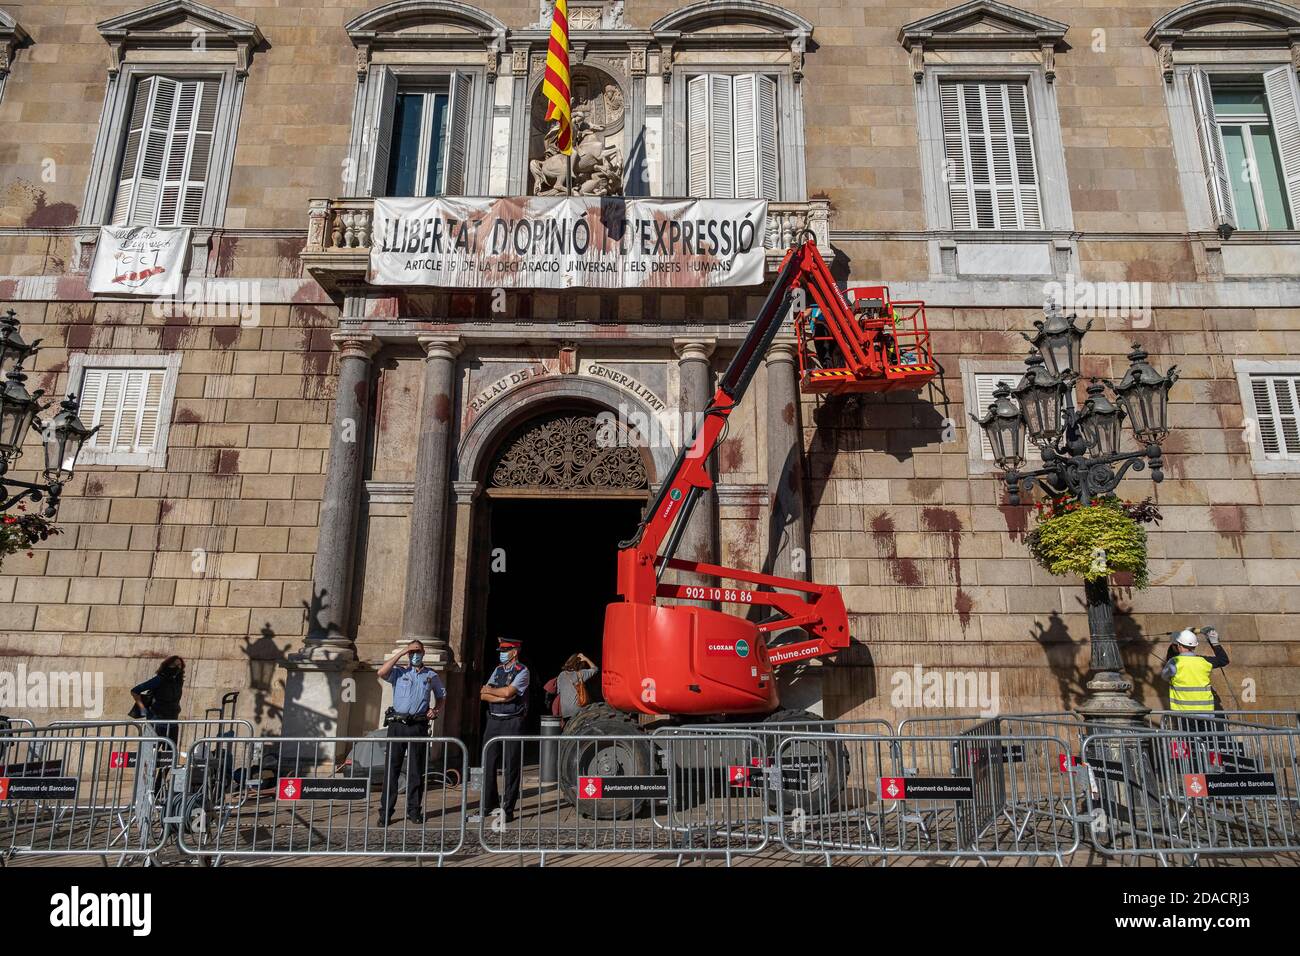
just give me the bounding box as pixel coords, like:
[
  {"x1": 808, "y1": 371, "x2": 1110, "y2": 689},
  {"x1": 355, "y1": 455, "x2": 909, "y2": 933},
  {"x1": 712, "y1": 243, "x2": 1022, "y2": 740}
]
[{"x1": 477, "y1": 404, "x2": 652, "y2": 732}]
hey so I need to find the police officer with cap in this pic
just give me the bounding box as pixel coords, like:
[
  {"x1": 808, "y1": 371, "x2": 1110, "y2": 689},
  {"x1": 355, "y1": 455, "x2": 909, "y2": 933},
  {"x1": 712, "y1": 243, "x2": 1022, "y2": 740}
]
[
  {"x1": 377, "y1": 640, "x2": 446, "y2": 826},
  {"x1": 477, "y1": 638, "x2": 529, "y2": 822}
]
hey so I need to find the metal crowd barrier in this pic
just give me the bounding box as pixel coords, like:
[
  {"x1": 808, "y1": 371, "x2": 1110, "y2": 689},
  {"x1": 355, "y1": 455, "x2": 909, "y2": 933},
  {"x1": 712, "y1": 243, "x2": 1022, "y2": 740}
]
[
  {"x1": 1149, "y1": 710, "x2": 1300, "y2": 732},
  {"x1": 478, "y1": 732, "x2": 770, "y2": 865},
  {"x1": 177, "y1": 735, "x2": 467, "y2": 864},
  {"x1": 0, "y1": 732, "x2": 175, "y2": 864},
  {"x1": 1082, "y1": 727, "x2": 1300, "y2": 864},
  {"x1": 777, "y1": 732, "x2": 1082, "y2": 864}
]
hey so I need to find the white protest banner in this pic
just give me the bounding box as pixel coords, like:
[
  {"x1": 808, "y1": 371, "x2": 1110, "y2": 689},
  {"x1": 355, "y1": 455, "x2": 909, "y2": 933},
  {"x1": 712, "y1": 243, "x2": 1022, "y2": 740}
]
[
  {"x1": 368, "y1": 197, "x2": 767, "y2": 289},
  {"x1": 89, "y1": 226, "x2": 190, "y2": 297}
]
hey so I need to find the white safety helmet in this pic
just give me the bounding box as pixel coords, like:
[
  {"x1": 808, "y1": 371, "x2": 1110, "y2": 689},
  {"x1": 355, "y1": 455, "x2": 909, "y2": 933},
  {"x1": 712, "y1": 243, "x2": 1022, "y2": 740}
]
[{"x1": 1175, "y1": 629, "x2": 1199, "y2": 648}]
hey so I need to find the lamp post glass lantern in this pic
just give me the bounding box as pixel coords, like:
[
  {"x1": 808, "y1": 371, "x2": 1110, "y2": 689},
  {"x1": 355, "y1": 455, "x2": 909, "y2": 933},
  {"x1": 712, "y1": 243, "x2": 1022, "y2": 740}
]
[
  {"x1": 976, "y1": 315, "x2": 1179, "y2": 723},
  {"x1": 0, "y1": 312, "x2": 94, "y2": 517}
]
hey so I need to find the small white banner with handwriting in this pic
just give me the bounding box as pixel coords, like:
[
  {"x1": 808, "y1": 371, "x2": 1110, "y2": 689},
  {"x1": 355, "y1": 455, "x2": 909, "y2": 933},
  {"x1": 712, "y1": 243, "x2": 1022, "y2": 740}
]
[
  {"x1": 89, "y1": 226, "x2": 190, "y2": 297},
  {"x1": 368, "y1": 197, "x2": 767, "y2": 289}
]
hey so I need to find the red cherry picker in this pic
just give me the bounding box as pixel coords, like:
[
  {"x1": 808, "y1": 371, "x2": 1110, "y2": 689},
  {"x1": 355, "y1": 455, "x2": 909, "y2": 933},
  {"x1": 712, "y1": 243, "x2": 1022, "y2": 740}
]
[{"x1": 558, "y1": 237, "x2": 937, "y2": 813}]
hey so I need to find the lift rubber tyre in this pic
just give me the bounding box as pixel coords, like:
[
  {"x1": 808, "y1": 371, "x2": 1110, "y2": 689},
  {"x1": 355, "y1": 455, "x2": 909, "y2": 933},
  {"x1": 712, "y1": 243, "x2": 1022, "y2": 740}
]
[
  {"x1": 762, "y1": 708, "x2": 847, "y2": 816},
  {"x1": 558, "y1": 717, "x2": 654, "y2": 820}
]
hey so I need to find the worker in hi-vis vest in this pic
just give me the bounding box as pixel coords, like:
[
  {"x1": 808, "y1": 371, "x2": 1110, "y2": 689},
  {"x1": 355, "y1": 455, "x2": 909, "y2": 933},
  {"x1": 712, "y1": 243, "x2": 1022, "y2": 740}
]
[{"x1": 1161, "y1": 627, "x2": 1228, "y2": 714}]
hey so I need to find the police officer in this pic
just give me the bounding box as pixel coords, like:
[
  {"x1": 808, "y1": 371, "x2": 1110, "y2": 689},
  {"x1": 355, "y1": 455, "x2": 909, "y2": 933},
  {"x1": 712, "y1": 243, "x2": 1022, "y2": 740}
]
[
  {"x1": 1162, "y1": 626, "x2": 1229, "y2": 720},
  {"x1": 477, "y1": 638, "x2": 529, "y2": 822},
  {"x1": 377, "y1": 640, "x2": 446, "y2": 826}
]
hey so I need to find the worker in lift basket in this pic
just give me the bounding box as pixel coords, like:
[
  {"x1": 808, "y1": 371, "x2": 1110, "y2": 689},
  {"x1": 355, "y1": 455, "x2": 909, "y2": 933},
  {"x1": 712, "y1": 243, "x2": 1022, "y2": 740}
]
[
  {"x1": 1162, "y1": 627, "x2": 1229, "y2": 726},
  {"x1": 473, "y1": 638, "x2": 530, "y2": 824}
]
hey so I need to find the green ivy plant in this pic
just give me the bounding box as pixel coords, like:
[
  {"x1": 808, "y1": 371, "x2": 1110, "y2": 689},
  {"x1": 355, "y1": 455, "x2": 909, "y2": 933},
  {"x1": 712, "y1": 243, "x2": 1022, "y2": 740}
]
[
  {"x1": 0, "y1": 507, "x2": 62, "y2": 572},
  {"x1": 1025, "y1": 495, "x2": 1160, "y2": 589}
]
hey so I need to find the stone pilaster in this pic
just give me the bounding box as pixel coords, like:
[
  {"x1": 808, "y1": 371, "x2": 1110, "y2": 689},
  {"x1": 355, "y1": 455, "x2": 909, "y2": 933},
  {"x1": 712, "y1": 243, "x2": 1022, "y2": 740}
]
[
  {"x1": 279, "y1": 332, "x2": 377, "y2": 741},
  {"x1": 673, "y1": 338, "x2": 719, "y2": 601},
  {"x1": 398, "y1": 336, "x2": 463, "y2": 664},
  {"x1": 765, "y1": 336, "x2": 808, "y2": 580}
]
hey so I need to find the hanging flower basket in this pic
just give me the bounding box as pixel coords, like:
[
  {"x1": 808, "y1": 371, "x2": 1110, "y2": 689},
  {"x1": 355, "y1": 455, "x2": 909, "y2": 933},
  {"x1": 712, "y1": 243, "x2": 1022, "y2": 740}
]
[
  {"x1": 1025, "y1": 496, "x2": 1155, "y2": 588},
  {"x1": 0, "y1": 507, "x2": 61, "y2": 572}
]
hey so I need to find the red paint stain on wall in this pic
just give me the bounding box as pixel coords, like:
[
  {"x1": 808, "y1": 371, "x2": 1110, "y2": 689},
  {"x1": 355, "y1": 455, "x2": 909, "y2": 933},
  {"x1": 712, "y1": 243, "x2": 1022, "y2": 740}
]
[
  {"x1": 212, "y1": 326, "x2": 240, "y2": 348},
  {"x1": 719, "y1": 437, "x2": 744, "y2": 473},
  {"x1": 216, "y1": 450, "x2": 240, "y2": 475},
  {"x1": 433, "y1": 393, "x2": 452, "y2": 424},
  {"x1": 922, "y1": 507, "x2": 972, "y2": 631},
  {"x1": 1209, "y1": 504, "x2": 1245, "y2": 556},
  {"x1": 869, "y1": 512, "x2": 921, "y2": 587}
]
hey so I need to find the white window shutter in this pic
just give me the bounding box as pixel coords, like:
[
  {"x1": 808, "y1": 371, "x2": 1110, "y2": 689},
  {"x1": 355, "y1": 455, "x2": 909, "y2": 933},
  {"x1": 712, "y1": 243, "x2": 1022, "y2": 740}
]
[
  {"x1": 368, "y1": 67, "x2": 399, "y2": 197},
  {"x1": 1263, "y1": 66, "x2": 1300, "y2": 229},
  {"x1": 756, "y1": 74, "x2": 779, "y2": 200},
  {"x1": 1005, "y1": 84, "x2": 1042, "y2": 228},
  {"x1": 443, "y1": 72, "x2": 473, "y2": 196},
  {"x1": 88, "y1": 369, "x2": 126, "y2": 450},
  {"x1": 112, "y1": 77, "x2": 156, "y2": 225},
  {"x1": 687, "y1": 75, "x2": 710, "y2": 196},
  {"x1": 940, "y1": 81, "x2": 973, "y2": 229},
  {"x1": 78, "y1": 369, "x2": 107, "y2": 448},
  {"x1": 135, "y1": 370, "x2": 166, "y2": 451},
  {"x1": 1189, "y1": 69, "x2": 1237, "y2": 235},
  {"x1": 122, "y1": 77, "x2": 178, "y2": 226},
  {"x1": 1251, "y1": 375, "x2": 1300, "y2": 456},
  {"x1": 707, "y1": 74, "x2": 735, "y2": 199},
  {"x1": 181, "y1": 81, "x2": 218, "y2": 226},
  {"x1": 733, "y1": 74, "x2": 758, "y2": 198}
]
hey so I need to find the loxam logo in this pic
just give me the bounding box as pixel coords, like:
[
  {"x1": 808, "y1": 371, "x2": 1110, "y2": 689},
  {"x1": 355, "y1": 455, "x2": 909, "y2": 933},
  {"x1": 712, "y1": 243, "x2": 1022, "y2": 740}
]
[{"x1": 49, "y1": 886, "x2": 151, "y2": 936}]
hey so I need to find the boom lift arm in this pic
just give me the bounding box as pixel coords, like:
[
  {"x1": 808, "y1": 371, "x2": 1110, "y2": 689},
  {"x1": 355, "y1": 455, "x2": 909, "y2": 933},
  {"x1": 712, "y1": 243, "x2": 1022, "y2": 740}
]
[{"x1": 602, "y1": 238, "x2": 863, "y2": 716}]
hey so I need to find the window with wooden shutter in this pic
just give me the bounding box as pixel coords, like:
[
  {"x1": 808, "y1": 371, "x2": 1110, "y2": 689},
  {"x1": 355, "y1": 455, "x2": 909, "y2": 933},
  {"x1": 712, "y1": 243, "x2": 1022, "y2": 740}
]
[
  {"x1": 373, "y1": 71, "x2": 472, "y2": 197},
  {"x1": 79, "y1": 368, "x2": 167, "y2": 455},
  {"x1": 1248, "y1": 374, "x2": 1300, "y2": 458},
  {"x1": 111, "y1": 76, "x2": 217, "y2": 227},
  {"x1": 71, "y1": 355, "x2": 180, "y2": 467},
  {"x1": 939, "y1": 81, "x2": 1042, "y2": 230},
  {"x1": 687, "y1": 73, "x2": 780, "y2": 199}
]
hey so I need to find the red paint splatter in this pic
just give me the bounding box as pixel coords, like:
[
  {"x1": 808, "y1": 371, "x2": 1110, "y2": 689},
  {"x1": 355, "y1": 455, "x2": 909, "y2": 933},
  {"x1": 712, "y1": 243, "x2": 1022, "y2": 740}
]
[
  {"x1": 434, "y1": 393, "x2": 452, "y2": 424},
  {"x1": 782, "y1": 401, "x2": 795, "y2": 427},
  {"x1": 1210, "y1": 504, "x2": 1245, "y2": 556},
  {"x1": 922, "y1": 507, "x2": 971, "y2": 631},
  {"x1": 174, "y1": 408, "x2": 201, "y2": 424},
  {"x1": 214, "y1": 236, "x2": 238, "y2": 277},
  {"x1": 869, "y1": 512, "x2": 921, "y2": 587},
  {"x1": 719, "y1": 437, "x2": 744, "y2": 473},
  {"x1": 159, "y1": 500, "x2": 174, "y2": 520},
  {"x1": 212, "y1": 326, "x2": 240, "y2": 348},
  {"x1": 22, "y1": 187, "x2": 78, "y2": 227},
  {"x1": 216, "y1": 450, "x2": 240, "y2": 475},
  {"x1": 84, "y1": 479, "x2": 104, "y2": 497}
]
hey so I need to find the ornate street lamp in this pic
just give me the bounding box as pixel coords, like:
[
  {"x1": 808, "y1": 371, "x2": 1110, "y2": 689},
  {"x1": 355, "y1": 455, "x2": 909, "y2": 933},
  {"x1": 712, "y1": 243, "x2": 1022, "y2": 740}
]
[
  {"x1": 0, "y1": 309, "x2": 39, "y2": 375},
  {"x1": 0, "y1": 312, "x2": 95, "y2": 517},
  {"x1": 976, "y1": 312, "x2": 1179, "y2": 724},
  {"x1": 1012, "y1": 349, "x2": 1065, "y2": 448},
  {"x1": 0, "y1": 367, "x2": 45, "y2": 460},
  {"x1": 1024, "y1": 304, "x2": 1090, "y2": 379},
  {"x1": 1113, "y1": 343, "x2": 1178, "y2": 446},
  {"x1": 971, "y1": 380, "x2": 1025, "y2": 470},
  {"x1": 1076, "y1": 380, "x2": 1124, "y2": 457}
]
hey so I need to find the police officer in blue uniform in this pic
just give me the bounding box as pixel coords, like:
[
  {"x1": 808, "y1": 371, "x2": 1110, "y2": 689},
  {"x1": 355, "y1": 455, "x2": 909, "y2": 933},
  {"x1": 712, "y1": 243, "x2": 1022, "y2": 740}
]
[
  {"x1": 377, "y1": 640, "x2": 446, "y2": 826},
  {"x1": 478, "y1": 638, "x2": 529, "y2": 822}
]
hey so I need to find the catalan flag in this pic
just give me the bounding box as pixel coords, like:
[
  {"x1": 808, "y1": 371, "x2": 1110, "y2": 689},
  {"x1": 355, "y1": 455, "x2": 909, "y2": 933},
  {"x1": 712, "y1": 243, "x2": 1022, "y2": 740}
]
[{"x1": 542, "y1": 0, "x2": 572, "y2": 155}]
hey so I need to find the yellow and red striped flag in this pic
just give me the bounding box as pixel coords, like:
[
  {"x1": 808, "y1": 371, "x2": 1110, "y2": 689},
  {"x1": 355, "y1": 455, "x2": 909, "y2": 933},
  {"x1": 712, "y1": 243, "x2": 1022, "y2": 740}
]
[{"x1": 542, "y1": 0, "x2": 573, "y2": 154}]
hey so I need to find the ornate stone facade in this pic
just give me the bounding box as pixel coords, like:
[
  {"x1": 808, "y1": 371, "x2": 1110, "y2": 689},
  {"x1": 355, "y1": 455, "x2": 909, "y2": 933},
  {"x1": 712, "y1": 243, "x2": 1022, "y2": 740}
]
[{"x1": 0, "y1": 0, "x2": 1298, "y2": 741}]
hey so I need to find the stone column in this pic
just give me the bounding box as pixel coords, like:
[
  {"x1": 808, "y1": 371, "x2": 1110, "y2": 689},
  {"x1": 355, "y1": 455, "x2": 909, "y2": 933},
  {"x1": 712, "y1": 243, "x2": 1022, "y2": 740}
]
[
  {"x1": 765, "y1": 336, "x2": 809, "y2": 580},
  {"x1": 673, "y1": 338, "x2": 719, "y2": 600},
  {"x1": 766, "y1": 336, "x2": 822, "y2": 715},
  {"x1": 279, "y1": 331, "x2": 378, "y2": 740},
  {"x1": 399, "y1": 336, "x2": 463, "y2": 664}
]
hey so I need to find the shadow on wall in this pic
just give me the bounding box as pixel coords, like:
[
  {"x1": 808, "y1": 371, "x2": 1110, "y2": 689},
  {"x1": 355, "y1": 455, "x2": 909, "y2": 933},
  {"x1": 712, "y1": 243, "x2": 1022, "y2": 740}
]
[
  {"x1": 241, "y1": 623, "x2": 286, "y2": 730},
  {"x1": 1029, "y1": 604, "x2": 1167, "y2": 710}
]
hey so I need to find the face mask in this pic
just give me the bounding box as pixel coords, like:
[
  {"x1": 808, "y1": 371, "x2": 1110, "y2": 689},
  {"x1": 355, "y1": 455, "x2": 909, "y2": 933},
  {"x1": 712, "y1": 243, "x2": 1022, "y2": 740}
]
[
  {"x1": 410, "y1": 654, "x2": 424, "y2": 667},
  {"x1": 499, "y1": 652, "x2": 512, "y2": 664}
]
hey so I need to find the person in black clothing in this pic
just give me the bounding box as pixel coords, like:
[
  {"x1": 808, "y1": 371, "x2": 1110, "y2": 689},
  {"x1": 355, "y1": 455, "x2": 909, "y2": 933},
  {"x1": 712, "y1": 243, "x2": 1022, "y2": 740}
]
[
  {"x1": 474, "y1": 638, "x2": 529, "y2": 824},
  {"x1": 130, "y1": 656, "x2": 185, "y2": 748}
]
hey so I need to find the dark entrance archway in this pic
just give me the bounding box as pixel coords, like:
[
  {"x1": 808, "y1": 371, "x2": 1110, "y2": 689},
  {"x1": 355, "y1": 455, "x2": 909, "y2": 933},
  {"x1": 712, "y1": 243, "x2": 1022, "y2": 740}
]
[{"x1": 476, "y1": 407, "x2": 650, "y2": 735}]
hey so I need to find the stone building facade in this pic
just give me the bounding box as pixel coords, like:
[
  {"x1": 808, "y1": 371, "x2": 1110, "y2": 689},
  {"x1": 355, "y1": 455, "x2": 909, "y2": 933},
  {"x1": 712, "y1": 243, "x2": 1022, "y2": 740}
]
[{"x1": 1, "y1": 0, "x2": 1298, "y2": 741}]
